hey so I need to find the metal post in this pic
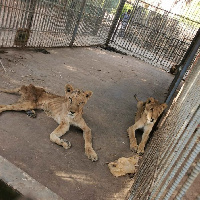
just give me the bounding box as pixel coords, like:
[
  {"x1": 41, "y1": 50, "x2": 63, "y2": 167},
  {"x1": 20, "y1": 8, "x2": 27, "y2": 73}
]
[
  {"x1": 105, "y1": 0, "x2": 126, "y2": 47},
  {"x1": 166, "y1": 28, "x2": 200, "y2": 104},
  {"x1": 150, "y1": 113, "x2": 200, "y2": 199},
  {"x1": 14, "y1": 0, "x2": 37, "y2": 47},
  {"x1": 175, "y1": 161, "x2": 200, "y2": 200},
  {"x1": 27, "y1": 0, "x2": 37, "y2": 30},
  {"x1": 163, "y1": 142, "x2": 200, "y2": 199},
  {"x1": 69, "y1": 0, "x2": 86, "y2": 47},
  {"x1": 165, "y1": 31, "x2": 200, "y2": 104}
]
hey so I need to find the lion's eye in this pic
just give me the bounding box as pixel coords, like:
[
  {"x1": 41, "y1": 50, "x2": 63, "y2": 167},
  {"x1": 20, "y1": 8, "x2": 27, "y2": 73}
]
[
  {"x1": 69, "y1": 97, "x2": 72, "y2": 103},
  {"x1": 150, "y1": 108, "x2": 154, "y2": 111}
]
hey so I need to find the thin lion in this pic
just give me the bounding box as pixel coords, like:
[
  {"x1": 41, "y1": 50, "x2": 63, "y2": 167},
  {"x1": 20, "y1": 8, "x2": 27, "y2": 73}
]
[
  {"x1": 0, "y1": 84, "x2": 98, "y2": 161},
  {"x1": 127, "y1": 95, "x2": 167, "y2": 154}
]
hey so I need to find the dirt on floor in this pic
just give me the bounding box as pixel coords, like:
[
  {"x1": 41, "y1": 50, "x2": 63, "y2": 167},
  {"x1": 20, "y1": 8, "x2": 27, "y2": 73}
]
[{"x1": 0, "y1": 47, "x2": 173, "y2": 200}]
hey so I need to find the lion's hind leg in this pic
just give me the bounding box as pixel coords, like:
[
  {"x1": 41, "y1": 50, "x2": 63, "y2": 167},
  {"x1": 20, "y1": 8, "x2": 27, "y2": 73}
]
[
  {"x1": 135, "y1": 101, "x2": 144, "y2": 123},
  {"x1": 0, "y1": 102, "x2": 36, "y2": 114},
  {"x1": 50, "y1": 122, "x2": 71, "y2": 149},
  {"x1": 134, "y1": 94, "x2": 140, "y2": 102},
  {"x1": 134, "y1": 95, "x2": 144, "y2": 123},
  {"x1": 26, "y1": 110, "x2": 37, "y2": 118},
  {"x1": 137, "y1": 124, "x2": 153, "y2": 155},
  {"x1": 127, "y1": 120, "x2": 144, "y2": 152},
  {"x1": 0, "y1": 87, "x2": 21, "y2": 94}
]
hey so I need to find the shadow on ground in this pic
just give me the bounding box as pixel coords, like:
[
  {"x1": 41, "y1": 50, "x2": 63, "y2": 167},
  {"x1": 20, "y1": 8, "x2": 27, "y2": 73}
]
[{"x1": 0, "y1": 47, "x2": 173, "y2": 200}]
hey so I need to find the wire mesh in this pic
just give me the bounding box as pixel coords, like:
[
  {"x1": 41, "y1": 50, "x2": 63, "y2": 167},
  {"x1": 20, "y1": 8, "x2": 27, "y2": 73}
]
[
  {"x1": 0, "y1": 0, "x2": 116, "y2": 47},
  {"x1": 174, "y1": 160, "x2": 200, "y2": 200},
  {"x1": 74, "y1": 0, "x2": 115, "y2": 46},
  {"x1": 109, "y1": 0, "x2": 200, "y2": 71},
  {"x1": 128, "y1": 54, "x2": 200, "y2": 199},
  {"x1": 0, "y1": 0, "x2": 199, "y2": 72},
  {"x1": 1, "y1": 1, "x2": 200, "y2": 199}
]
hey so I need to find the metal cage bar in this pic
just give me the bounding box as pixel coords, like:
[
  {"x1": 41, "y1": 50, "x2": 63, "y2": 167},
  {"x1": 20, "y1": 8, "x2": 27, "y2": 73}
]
[
  {"x1": 128, "y1": 52, "x2": 200, "y2": 200},
  {"x1": 174, "y1": 160, "x2": 200, "y2": 200}
]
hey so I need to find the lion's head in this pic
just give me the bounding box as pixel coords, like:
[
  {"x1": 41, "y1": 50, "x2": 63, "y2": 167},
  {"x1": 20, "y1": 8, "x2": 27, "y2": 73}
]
[
  {"x1": 65, "y1": 84, "x2": 93, "y2": 117},
  {"x1": 144, "y1": 97, "x2": 167, "y2": 124}
]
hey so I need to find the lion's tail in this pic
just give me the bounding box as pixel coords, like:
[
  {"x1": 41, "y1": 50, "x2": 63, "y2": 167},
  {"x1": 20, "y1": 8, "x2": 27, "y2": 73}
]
[
  {"x1": 0, "y1": 87, "x2": 21, "y2": 94},
  {"x1": 134, "y1": 94, "x2": 140, "y2": 102}
]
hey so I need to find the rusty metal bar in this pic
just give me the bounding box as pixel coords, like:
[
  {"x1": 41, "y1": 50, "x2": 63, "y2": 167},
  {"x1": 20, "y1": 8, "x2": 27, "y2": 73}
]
[
  {"x1": 175, "y1": 160, "x2": 200, "y2": 200},
  {"x1": 105, "y1": 0, "x2": 126, "y2": 47},
  {"x1": 69, "y1": 0, "x2": 86, "y2": 47}
]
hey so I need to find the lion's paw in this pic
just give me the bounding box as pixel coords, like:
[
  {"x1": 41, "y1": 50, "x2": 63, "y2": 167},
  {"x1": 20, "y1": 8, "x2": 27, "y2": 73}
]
[
  {"x1": 61, "y1": 139, "x2": 71, "y2": 149},
  {"x1": 85, "y1": 147, "x2": 98, "y2": 162},
  {"x1": 137, "y1": 145, "x2": 144, "y2": 155},
  {"x1": 26, "y1": 110, "x2": 37, "y2": 118},
  {"x1": 0, "y1": 105, "x2": 3, "y2": 113},
  {"x1": 130, "y1": 143, "x2": 138, "y2": 152},
  {"x1": 127, "y1": 127, "x2": 131, "y2": 135}
]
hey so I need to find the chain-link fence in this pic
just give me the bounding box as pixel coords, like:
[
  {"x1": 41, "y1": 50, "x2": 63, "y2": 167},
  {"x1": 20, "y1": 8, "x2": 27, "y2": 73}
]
[
  {"x1": 0, "y1": 1, "x2": 200, "y2": 199},
  {"x1": 127, "y1": 53, "x2": 200, "y2": 200},
  {"x1": 0, "y1": 0, "x2": 117, "y2": 47},
  {"x1": 108, "y1": 0, "x2": 200, "y2": 71},
  {"x1": 0, "y1": 0, "x2": 199, "y2": 71}
]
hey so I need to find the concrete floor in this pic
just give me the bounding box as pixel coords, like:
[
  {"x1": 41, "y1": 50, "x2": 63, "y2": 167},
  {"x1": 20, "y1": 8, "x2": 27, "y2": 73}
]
[{"x1": 0, "y1": 47, "x2": 173, "y2": 200}]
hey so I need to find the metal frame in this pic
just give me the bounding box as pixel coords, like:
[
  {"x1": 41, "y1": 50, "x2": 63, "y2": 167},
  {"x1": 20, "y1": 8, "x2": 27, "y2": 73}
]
[{"x1": 128, "y1": 53, "x2": 200, "y2": 200}]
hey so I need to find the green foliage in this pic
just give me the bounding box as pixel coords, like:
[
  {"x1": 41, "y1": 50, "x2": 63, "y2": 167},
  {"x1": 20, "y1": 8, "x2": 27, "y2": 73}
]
[
  {"x1": 103, "y1": 0, "x2": 120, "y2": 13},
  {"x1": 121, "y1": 2, "x2": 133, "y2": 14},
  {"x1": 175, "y1": 0, "x2": 200, "y2": 28},
  {"x1": 110, "y1": 1, "x2": 133, "y2": 15},
  {"x1": 182, "y1": 0, "x2": 200, "y2": 22}
]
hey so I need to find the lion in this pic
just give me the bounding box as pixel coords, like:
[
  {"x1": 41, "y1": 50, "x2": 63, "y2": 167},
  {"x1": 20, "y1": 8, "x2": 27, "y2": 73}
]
[
  {"x1": 127, "y1": 95, "x2": 167, "y2": 154},
  {"x1": 0, "y1": 84, "x2": 98, "y2": 161}
]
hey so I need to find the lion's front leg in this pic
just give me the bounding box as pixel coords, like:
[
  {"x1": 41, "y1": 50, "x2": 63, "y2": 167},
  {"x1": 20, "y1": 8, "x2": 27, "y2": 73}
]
[
  {"x1": 137, "y1": 124, "x2": 153, "y2": 154},
  {"x1": 127, "y1": 120, "x2": 144, "y2": 152},
  {"x1": 50, "y1": 122, "x2": 71, "y2": 149},
  {"x1": 77, "y1": 119, "x2": 98, "y2": 162},
  {"x1": 127, "y1": 125, "x2": 138, "y2": 152}
]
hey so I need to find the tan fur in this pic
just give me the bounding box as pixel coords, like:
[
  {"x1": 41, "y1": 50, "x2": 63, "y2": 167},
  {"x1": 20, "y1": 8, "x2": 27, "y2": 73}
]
[
  {"x1": 0, "y1": 84, "x2": 98, "y2": 161},
  {"x1": 108, "y1": 155, "x2": 139, "y2": 177},
  {"x1": 127, "y1": 95, "x2": 167, "y2": 154}
]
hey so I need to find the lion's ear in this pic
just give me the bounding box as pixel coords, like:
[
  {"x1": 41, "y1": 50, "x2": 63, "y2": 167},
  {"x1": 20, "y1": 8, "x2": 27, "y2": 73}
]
[
  {"x1": 161, "y1": 103, "x2": 167, "y2": 111},
  {"x1": 65, "y1": 84, "x2": 73, "y2": 93},
  {"x1": 85, "y1": 91, "x2": 93, "y2": 98}
]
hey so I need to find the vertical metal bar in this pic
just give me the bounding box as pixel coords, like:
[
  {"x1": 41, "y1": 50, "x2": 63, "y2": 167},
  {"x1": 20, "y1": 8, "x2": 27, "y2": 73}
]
[
  {"x1": 154, "y1": 56, "x2": 200, "y2": 179},
  {"x1": 39, "y1": 0, "x2": 48, "y2": 47},
  {"x1": 69, "y1": 0, "x2": 86, "y2": 47},
  {"x1": 48, "y1": 0, "x2": 55, "y2": 47},
  {"x1": 105, "y1": 0, "x2": 126, "y2": 47},
  {"x1": 166, "y1": 28, "x2": 200, "y2": 103},
  {"x1": 7, "y1": 0, "x2": 15, "y2": 46},
  {"x1": 29, "y1": 0, "x2": 39, "y2": 47},
  {"x1": 150, "y1": 108, "x2": 200, "y2": 199},
  {"x1": 27, "y1": 0, "x2": 37, "y2": 30},
  {"x1": 152, "y1": 125, "x2": 200, "y2": 200},
  {"x1": 4, "y1": 0, "x2": 11, "y2": 46},
  {"x1": 163, "y1": 142, "x2": 200, "y2": 199},
  {"x1": 175, "y1": 161, "x2": 200, "y2": 200},
  {"x1": 1, "y1": 0, "x2": 6, "y2": 46},
  {"x1": 165, "y1": 32, "x2": 200, "y2": 104}
]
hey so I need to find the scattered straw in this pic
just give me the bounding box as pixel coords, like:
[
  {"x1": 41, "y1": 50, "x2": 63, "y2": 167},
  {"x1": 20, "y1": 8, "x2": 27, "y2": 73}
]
[{"x1": 0, "y1": 59, "x2": 6, "y2": 73}]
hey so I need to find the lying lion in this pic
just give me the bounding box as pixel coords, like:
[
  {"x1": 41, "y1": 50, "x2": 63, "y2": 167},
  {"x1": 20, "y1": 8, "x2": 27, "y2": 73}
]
[
  {"x1": 127, "y1": 95, "x2": 167, "y2": 154},
  {"x1": 108, "y1": 155, "x2": 139, "y2": 177},
  {"x1": 0, "y1": 84, "x2": 98, "y2": 161}
]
